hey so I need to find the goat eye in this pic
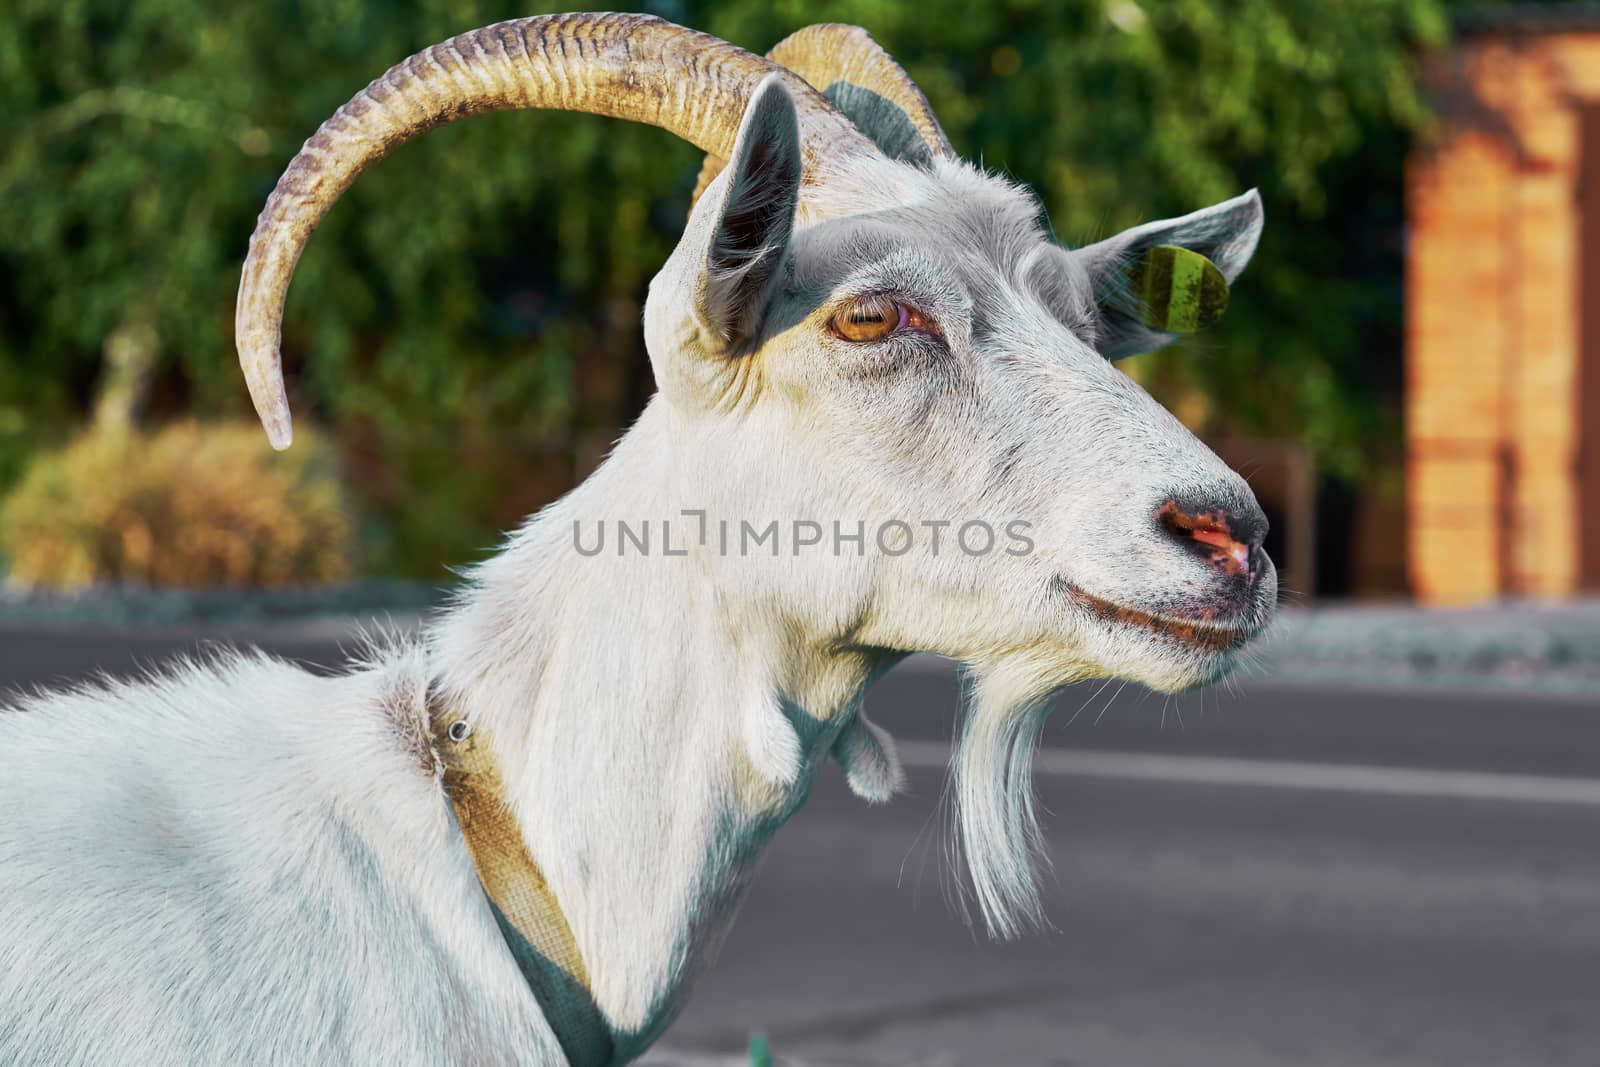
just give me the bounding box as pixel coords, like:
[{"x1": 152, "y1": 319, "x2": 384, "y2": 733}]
[{"x1": 830, "y1": 295, "x2": 911, "y2": 342}]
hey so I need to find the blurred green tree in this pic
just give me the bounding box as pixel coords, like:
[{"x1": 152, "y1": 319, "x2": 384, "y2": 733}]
[{"x1": 0, "y1": 0, "x2": 1448, "y2": 577}]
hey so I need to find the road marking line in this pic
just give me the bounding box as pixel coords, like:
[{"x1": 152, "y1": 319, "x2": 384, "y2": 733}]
[{"x1": 892, "y1": 740, "x2": 1600, "y2": 806}]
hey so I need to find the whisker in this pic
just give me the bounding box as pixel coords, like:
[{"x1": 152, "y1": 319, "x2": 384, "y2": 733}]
[
  {"x1": 1064, "y1": 677, "x2": 1114, "y2": 728},
  {"x1": 1094, "y1": 681, "x2": 1129, "y2": 726},
  {"x1": 899, "y1": 758, "x2": 950, "y2": 905}
]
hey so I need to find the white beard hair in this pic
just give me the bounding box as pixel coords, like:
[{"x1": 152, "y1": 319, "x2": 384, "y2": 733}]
[{"x1": 951, "y1": 657, "x2": 1062, "y2": 939}]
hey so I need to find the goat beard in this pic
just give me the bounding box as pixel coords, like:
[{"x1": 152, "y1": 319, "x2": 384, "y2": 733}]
[{"x1": 951, "y1": 657, "x2": 1062, "y2": 940}]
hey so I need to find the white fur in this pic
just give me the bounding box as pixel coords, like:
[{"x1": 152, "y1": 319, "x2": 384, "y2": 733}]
[
  {"x1": 743, "y1": 688, "x2": 803, "y2": 788},
  {"x1": 831, "y1": 713, "x2": 905, "y2": 804}
]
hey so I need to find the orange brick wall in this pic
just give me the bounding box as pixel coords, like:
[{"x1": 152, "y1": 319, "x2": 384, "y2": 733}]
[{"x1": 1407, "y1": 32, "x2": 1600, "y2": 604}]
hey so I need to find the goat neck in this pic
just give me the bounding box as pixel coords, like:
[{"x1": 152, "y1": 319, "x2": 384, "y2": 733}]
[{"x1": 426, "y1": 404, "x2": 890, "y2": 1056}]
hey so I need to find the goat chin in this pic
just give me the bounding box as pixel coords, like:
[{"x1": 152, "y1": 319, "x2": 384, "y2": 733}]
[{"x1": 948, "y1": 626, "x2": 1255, "y2": 938}]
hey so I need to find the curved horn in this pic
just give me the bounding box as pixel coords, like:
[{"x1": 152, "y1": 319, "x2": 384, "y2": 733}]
[
  {"x1": 691, "y1": 23, "x2": 952, "y2": 209},
  {"x1": 237, "y1": 12, "x2": 874, "y2": 449}
]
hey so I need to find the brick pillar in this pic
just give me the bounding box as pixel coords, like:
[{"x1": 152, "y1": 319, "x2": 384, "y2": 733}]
[
  {"x1": 1507, "y1": 38, "x2": 1581, "y2": 596},
  {"x1": 1407, "y1": 47, "x2": 1516, "y2": 603},
  {"x1": 1406, "y1": 34, "x2": 1598, "y2": 604}
]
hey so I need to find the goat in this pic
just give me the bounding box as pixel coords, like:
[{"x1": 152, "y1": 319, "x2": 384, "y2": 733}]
[{"x1": 0, "y1": 14, "x2": 1275, "y2": 1066}]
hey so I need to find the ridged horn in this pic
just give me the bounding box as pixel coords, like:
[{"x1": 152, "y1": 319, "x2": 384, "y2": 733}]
[
  {"x1": 690, "y1": 23, "x2": 952, "y2": 209},
  {"x1": 236, "y1": 12, "x2": 874, "y2": 449}
]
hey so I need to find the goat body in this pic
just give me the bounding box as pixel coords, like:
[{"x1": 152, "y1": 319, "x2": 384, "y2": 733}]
[
  {"x1": 0, "y1": 648, "x2": 573, "y2": 1064},
  {"x1": 3, "y1": 13, "x2": 1276, "y2": 1065}
]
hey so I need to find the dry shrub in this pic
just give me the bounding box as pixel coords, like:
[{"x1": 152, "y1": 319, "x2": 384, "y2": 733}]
[{"x1": 0, "y1": 420, "x2": 353, "y2": 589}]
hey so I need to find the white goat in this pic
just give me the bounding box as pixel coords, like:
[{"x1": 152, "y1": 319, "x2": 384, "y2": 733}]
[{"x1": 0, "y1": 14, "x2": 1274, "y2": 1066}]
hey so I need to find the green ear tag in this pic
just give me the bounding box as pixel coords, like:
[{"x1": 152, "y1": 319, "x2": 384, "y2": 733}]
[{"x1": 1127, "y1": 245, "x2": 1230, "y2": 333}]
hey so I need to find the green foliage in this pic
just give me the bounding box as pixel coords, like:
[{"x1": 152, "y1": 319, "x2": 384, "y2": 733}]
[
  {"x1": 0, "y1": 0, "x2": 1451, "y2": 577},
  {"x1": 0, "y1": 420, "x2": 352, "y2": 588},
  {"x1": 1, "y1": 0, "x2": 690, "y2": 575}
]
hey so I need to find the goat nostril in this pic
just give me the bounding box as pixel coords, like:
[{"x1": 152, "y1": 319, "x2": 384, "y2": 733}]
[
  {"x1": 1156, "y1": 500, "x2": 1256, "y2": 578},
  {"x1": 1190, "y1": 526, "x2": 1250, "y2": 571}
]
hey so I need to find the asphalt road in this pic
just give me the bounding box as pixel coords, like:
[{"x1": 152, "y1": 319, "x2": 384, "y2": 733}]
[{"x1": 3, "y1": 620, "x2": 1598, "y2": 1066}]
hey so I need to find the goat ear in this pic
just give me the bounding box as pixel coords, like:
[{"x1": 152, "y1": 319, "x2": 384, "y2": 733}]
[
  {"x1": 695, "y1": 75, "x2": 802, "y2": 348},
  {"x1": 646, "y1": 75, "x2": 801, "y2": 403},
  {"x1": 1072, "y1": 189, "x2": 1263, "y2": 362}
]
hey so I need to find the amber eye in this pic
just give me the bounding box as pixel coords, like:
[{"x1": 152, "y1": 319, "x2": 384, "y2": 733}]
[{"x1": 830, "y1": 295, "x2": 909, "y2": 342}]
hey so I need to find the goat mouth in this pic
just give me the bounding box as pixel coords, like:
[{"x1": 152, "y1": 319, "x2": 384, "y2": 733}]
[{"x1": 1057, "y1": 581, "x2": 1259, "y2": 654}]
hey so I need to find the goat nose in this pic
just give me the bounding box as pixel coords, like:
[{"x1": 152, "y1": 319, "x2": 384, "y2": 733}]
[{"x1": 1155, "y1": 496, "x2": 1268, "y2": 579}]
